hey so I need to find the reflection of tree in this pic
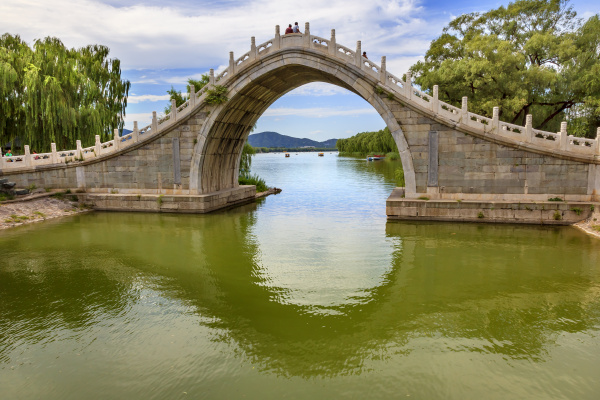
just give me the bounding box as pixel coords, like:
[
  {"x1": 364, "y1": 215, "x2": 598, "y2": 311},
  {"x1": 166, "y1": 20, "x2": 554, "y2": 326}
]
[{"x1": 1, "y1": 212, "x2": 599, "y2": 378}]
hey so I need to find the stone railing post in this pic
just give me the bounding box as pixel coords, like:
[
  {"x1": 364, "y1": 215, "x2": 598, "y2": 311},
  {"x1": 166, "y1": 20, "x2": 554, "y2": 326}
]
[
  {"x1": 355, "y1": 41, "x2": 362, "y2": 68},
  {"x1": 250, "y1": 36, "x2": 257, "y2": 61},
  {"x1": 560, "y1": 121, "x2": 568, "y2": 150},
  {"x1": 95, "y1": 135, "x2": 101, "y2": 156},
  {"x1": 51, "y1": 143, "x2": 58, "y2": 164},
  {"x1": 76, "y1": 140, "x2": 82, "y2": 160},
  {"x1": 24, "y1": 145, "x2": 31, "y2": 166},
  {"x1": 228, "y1": 52, "x2": 235, "y2": 76},
  {"x1": 596, "y1": 127, "x2": 600, "y2": 155},
  {"x1": 329, "y1": 29, "x2": 336, "y2": 56},
  {"x1": 380, "y1": 56, "x2": 386, "y2": 83},
  {"x1": 304, "y1": 22, "x2": 310, "y2": 47},
  {"x1": 524, "y1": 115, "x2": 533, "y2": 142},
  {"x1": 152, "y1": 111, "x2": 158, "y2": 132},
  {"x1": 274, "y1": 25, "x2": 281, "y2": 50},
  {"x1": 189, "y1": 85, "x2": 196, "y2": 109},
  {"x1": 492, "y1": 107, "x2": 499, "y2": 133},
  {"x1": 405, "y1": 71, "x2": 412, "y2": 99},
  {"x1": 114, "y1": 129, "x2": 120, "y2": 150},
  {"x1": 432, "y1": 85, "x2": 439, "y2": 114},
  {"x1": 461, "y1": 96, "x2": 468, "y2": 123},
  {"x1": 0, "y1": 154, "x2": 5, "y2": 169},
  {"x1": 133, "y1": 121, "x2": 139, "y2": 142},
  {"x1": 171, "y1": 99, "x2": 177, "y2": 122},
  {"x1": 209, "y1": 69, "x2": 215, "y2": 86}
]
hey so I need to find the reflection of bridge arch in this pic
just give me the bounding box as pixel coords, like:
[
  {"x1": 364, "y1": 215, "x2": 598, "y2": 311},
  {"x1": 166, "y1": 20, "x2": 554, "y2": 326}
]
[{"x1": 2, "y1": 23, "x2": 599, "y2": 210}]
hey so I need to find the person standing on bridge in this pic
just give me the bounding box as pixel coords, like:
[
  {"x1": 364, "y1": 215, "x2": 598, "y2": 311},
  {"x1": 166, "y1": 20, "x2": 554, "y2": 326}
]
[
  {"x1": 285, "y1": 24, "x2": 294, "y2": 34},
  {"x1": 293, "y1": 22, "x2": 302, "y2": 34},
  {"x1": 362, "y1": 52, "x2": 368, "y2": 59}
]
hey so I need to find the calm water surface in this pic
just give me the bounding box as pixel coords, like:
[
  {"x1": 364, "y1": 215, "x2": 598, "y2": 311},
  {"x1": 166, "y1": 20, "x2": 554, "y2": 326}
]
[{"x1": 1, "y1": 153, "x2": 600, "y2": 399}]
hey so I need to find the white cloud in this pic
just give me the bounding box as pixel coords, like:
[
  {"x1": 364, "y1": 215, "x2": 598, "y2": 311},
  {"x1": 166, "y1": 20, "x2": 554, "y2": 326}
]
[
  {"x1": 287, "y1": 82, "x2": 351, "y2": 96},
  {"x1": 263, "y1": 107, "x2": 377, "y2": 118},
  {"x1": 127, "y1": 94, "x2": 171, "y2": 103},
  {"x1": 0, "y1": 0, "x2": 435, "y2": 71}
]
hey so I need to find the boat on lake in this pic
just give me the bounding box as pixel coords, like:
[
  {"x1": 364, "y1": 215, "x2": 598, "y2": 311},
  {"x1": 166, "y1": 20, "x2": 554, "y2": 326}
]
[
  {"x1": 318, "y1": 153, "x2": 324, "y2": 157},
  {"x1": 285, "y1": 153, "x2": 290, "y2": 158},
  {"x1": 367, "y1": 155, "x2": 385, "y2": 161}
]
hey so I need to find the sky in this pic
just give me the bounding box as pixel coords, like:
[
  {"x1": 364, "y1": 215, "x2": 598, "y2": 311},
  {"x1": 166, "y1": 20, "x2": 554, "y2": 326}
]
[{"x1": 1, "y1": 0, "x2": 598, "y2": 141}]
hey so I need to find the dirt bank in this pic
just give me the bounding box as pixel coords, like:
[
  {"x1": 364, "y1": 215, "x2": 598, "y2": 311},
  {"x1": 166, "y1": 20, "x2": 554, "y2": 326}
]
[{"x1": 0, "y1": 193, "x2": 90, "y2": 230}]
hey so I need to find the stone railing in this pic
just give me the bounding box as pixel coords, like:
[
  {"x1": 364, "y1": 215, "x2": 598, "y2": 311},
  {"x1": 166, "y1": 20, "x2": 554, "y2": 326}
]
[{"x1": 2, "y1": 23, "x2": 599, "y2": 171}]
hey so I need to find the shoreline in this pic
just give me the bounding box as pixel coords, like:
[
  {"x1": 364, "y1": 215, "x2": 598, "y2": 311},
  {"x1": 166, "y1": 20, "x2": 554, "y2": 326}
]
[{"x1": 0, "y1": 194, "x2": 91, "y2": 230}]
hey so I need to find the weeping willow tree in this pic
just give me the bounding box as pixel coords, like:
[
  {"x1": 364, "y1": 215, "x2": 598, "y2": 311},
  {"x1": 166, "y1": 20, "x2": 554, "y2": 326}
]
[{"x1": 0, "y1": 34, "x2": 130, "y2": 152}]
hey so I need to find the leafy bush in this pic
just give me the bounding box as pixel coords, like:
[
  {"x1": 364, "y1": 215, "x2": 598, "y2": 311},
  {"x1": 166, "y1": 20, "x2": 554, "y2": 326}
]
[
  {"x1": 239, "y1": 174, "x2": 268, "y2": 193},
  {"x1": 386, "y1": 152, "x2": 400, "y2": 161}
]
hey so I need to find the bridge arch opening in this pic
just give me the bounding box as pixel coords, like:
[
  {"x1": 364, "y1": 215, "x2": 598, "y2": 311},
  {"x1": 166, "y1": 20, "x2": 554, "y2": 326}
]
[{"x1": 189, "y1": 56, "x2": 417, "y2": 195}]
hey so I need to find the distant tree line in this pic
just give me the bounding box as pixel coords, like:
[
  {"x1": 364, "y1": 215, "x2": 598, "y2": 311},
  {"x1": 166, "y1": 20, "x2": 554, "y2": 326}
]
[
  {"x1": 0, "y1": 34, "x2": 130, "y2": 151},
  {"x1": 336, "y1": 127, "x2": 396, "y2": 155},
  {"x1": 253, "y1": 147, "x2": 339, "y2": 153}
]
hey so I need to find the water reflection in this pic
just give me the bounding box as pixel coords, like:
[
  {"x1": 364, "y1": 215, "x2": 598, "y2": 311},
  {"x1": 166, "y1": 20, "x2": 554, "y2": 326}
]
[{"x1": 2, "y1": 210, "x2": 599, "y2": 385}]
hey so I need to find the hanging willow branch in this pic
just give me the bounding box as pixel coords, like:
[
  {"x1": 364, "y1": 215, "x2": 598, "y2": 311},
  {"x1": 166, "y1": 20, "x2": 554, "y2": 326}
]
[{"x1": 0, "y1": 34, "x2": 130, "y2": 152}]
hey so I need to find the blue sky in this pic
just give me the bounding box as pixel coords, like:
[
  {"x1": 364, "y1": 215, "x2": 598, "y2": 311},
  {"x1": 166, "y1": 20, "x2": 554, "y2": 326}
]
[{"x1": 1, "y1": 0, "x2": 598, "y2": 141}]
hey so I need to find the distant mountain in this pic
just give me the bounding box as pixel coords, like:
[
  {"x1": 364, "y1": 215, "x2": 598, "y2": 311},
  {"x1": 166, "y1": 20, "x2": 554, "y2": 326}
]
[{"x1": 248, "y1": 131, "x2": 337, "y2": 148}]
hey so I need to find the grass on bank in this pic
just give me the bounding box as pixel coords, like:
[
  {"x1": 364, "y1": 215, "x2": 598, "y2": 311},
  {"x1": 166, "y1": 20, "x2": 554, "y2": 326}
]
[{"x1": 239, "y1": 174, "x2": 268, "y2": 193}]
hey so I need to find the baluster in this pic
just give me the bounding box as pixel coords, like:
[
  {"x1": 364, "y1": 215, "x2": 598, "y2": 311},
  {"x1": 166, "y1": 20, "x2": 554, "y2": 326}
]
[
  {"x1": 524, "y1": 115, "x2": 533, "y2": 142},
  {"x1": 250, "y1": 36, "x2": 256, "y2": 60},
  {"x1": 432, "y1": 85, "x2": 440, "y2": 115},
  {"x1": 114, "y1": 129, "x2": 120, "y2": 150},
  {"x1": 171, "y1": 99, "x2": 177, "y2": 122},
  {"x1": 274, "y1": 25, "x2": 281, "y2": 50},
  {"x1": 209, "y1": 68, "x2": 215, "y2": 86},
  {"x1": 133, "y1": 121, "x2": 139, "y2": 143},
  {"x1": 461, "y1": 97, "x2": 468, "y2": 123},
  {"x1": 51, "y1": 143, "x2": 58, "y2": 164},
  {"x1": 24, "y1": 145, "x2": 31, "y2": 166},
  {"x1": 405, "y1": 71, "x2": 412, "y2": 99},
  {"x1": 596, "y1": 127, "x2": 600, "y2": 155},
  {"x1": 189, "y1": 85, "x2": 196, "y2": 109},
  {"x1": 492, "y1": 107, "x2": 499, "y2": 133},
  {"x1": 329, "y1": 29, "x2": 336, "y2": 56},
  {"x1": 76, "y1": 140, "x2": 82, "y2": 160},
  {"x1": 95, "y1": 135, "x2": 101, "y2": 156},
  {"x1": 152, "y1": 111, "x2": 158, "y2": 132},
  {"x1": 228, "y1": 52, "x2": 235, "y2": 77},
  {"x1": 355, "y1": 41, "x2": 362, "y2": 68},
  {"x1": 304, "y1": 22, "x2": 310, "y2": 47},
  {"x1": 560, "y1": 121, "x2": 568, "y2": 150},
  {"x1": 380, "y1": 56, "x2": 386, "y2": 83}
]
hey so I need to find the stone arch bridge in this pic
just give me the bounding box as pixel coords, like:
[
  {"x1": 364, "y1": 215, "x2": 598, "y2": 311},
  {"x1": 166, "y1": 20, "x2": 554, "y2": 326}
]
[{"x1": 2, "y1": 24, "x2": 599, "y2": 222}]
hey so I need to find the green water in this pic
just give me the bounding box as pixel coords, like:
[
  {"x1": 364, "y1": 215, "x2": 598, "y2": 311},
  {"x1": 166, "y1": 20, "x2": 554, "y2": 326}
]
[{"x1": 1, "y1": 153, "x2": 599, "y2": 399}]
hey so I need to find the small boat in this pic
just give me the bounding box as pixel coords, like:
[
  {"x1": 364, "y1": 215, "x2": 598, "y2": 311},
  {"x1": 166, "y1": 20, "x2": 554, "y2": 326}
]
[
  {"x1": 285, "y1": 153, "x2": 290, "y2": 158},
  {"x1": 318, "y1": 153, "x2": 324, "y2": 157},
  {"x1": 367, "y1": 154, "x2": 385, "y2": 161}
]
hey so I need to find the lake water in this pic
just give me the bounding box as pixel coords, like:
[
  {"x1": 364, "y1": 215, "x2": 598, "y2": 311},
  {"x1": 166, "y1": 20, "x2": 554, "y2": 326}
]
[{"x1": 1, "y1": 153, "x2": 600, "y2": 399}]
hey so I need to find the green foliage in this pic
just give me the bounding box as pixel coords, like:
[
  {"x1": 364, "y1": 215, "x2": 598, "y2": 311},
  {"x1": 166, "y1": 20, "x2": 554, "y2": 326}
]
[
  {"x1": 477, "y1": 211, "x2": 485, "y2": 218},
  {"x1": 239, "y1": 142, "x2": 256, "y2": 178},
  {"x1": 336, "y1": 127, "x2": 397, "y2": 155},
  {"x1": 394, "y1": 168, "x2": 405, "y2": 187},
  {"x1": 239, "y1": 174, "x2": 268, "y2": 192},
  {"x1": 571, "y1": 207, "x2": 583, "y2": 215},
  {"x1": 548, "y1": 197, "x2": 563, "y2": 201},
  {"x1": 157, "y1": 195, "x2": 163, "y2": 206},
  {"x1": 386, "y1": 152, "x2": 400, "y2": 160},
  {"x1": 418, "y1": 196, "x2": 429, "y2": 200},
  {"x1": 164, "y1": 75, "x2": 210, "y2": 114},
  {"x1": 206, "y1": 85, "x2": 228, "y2": 105},
  {"x1": 410, "y1": 0, "x2": 600, "y2": 137},
  {"x1": 0, "y1": 34, "x2": 130, "y2": 151},
  {"x1": 553, "y1": 210, "x2": 562, "y2": 220}
]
